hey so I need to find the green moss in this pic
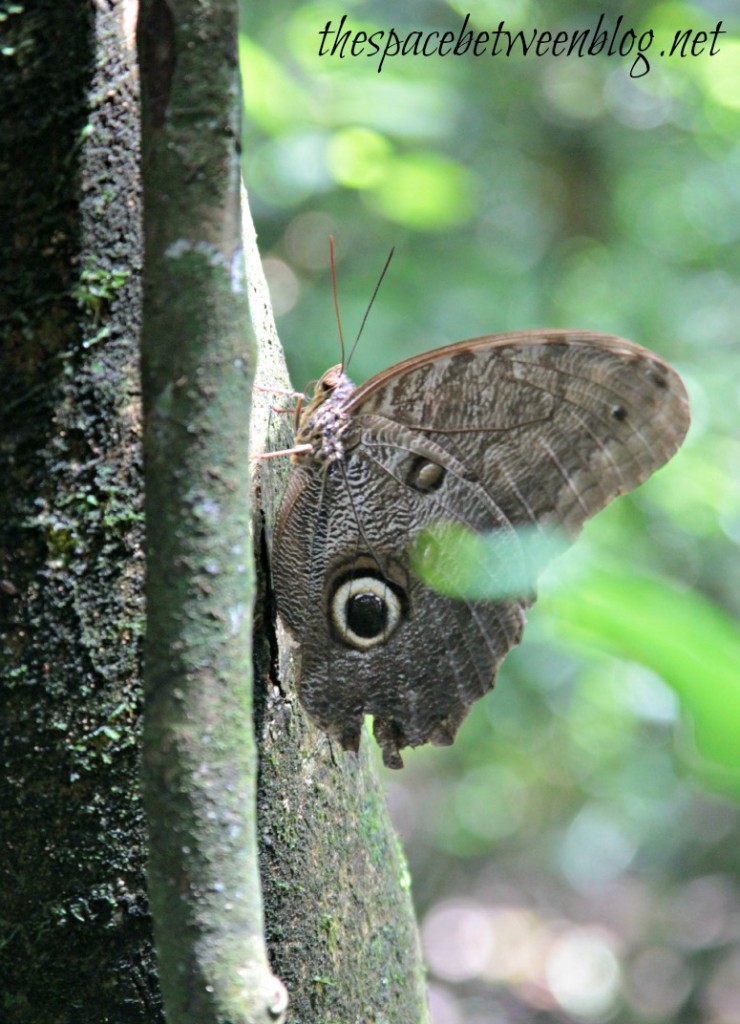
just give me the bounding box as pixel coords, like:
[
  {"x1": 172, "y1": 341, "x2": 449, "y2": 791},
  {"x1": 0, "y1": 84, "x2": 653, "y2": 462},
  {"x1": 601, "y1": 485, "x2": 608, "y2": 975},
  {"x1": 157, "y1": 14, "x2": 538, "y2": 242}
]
[
  {"x1": 72, "y1": 262, "x2": 131, "y2": 323},
  {"x1": 319, "y1": 914, "x2": 339, "y2": 955}
]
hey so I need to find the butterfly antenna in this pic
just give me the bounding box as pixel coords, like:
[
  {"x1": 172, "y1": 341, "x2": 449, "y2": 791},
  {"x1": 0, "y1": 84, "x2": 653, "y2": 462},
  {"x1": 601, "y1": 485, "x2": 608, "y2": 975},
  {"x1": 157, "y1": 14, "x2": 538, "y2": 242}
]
[
  {"x1": 329, "y1": 235, "x2": 346, "y2": 370},
  {"x1": 347, "y1": 246, "x2": 395, "y2": 368}
]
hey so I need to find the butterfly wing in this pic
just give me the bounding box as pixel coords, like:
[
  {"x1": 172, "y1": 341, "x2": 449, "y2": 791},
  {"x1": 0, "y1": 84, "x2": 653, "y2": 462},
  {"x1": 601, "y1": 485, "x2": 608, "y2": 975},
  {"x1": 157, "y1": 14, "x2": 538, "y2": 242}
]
[
  {"x1": 349, "y1": 330, "x2": 689, "y2": 534},
  {"x1": 272, "y1": 331, "x2": 690, "y2": 767}
]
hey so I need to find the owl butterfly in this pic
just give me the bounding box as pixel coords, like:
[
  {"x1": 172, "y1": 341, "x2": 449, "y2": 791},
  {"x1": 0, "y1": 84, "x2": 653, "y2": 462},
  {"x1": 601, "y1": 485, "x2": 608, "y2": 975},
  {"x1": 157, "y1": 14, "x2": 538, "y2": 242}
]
[{"x1": 270, "y1": 268, "x2": 690, "y2": 769}]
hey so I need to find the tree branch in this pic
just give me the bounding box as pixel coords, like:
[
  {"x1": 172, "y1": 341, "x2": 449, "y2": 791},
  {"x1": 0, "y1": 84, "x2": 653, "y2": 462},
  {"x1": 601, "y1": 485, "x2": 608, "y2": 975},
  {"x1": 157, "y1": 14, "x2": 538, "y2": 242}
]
[{"x1": 138, "y1": 1, "x2": 286, "y2": 1021}]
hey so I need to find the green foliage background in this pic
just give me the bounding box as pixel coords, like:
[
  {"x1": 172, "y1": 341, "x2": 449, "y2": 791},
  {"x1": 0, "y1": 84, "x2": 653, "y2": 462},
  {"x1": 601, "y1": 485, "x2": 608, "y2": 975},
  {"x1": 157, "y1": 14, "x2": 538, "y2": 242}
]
[{"x1": 241, "y1": 2, "x2": 740, "y2": 1021}]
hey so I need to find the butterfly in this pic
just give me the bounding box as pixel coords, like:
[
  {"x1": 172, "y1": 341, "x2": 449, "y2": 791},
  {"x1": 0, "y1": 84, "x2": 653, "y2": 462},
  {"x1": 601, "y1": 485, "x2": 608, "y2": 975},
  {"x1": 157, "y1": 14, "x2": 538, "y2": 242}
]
[{"x1": 268, "y1": 319, "x2": 690, "y2": 769}]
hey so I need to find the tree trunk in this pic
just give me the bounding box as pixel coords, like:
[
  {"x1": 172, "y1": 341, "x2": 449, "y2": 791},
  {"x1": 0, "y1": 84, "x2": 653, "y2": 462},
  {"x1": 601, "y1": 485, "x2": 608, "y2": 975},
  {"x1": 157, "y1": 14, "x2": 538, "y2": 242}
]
[
  {"x1": 0, "y1": 1, "x2": 161, "y2": 1020},
  {"x1": 245, "y1": 199, "x2": 430, "y2": 1024},
  {"x1": 1, "y1": 1, "x2": 429, "y2": 1021}
]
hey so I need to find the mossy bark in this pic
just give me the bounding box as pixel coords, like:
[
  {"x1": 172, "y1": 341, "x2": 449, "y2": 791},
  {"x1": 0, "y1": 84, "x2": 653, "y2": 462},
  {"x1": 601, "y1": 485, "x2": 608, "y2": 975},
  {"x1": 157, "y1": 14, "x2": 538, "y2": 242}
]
[
  {"x1": 1, "y1": 1, "x2": 430, "y2": 1021},
  {"x1": 138, "y1": 1, "x2": 286, "y2": 1020},
  {"x1": 0, "y1": 2, "x2": 161, "y2": 1021},
  {"x1": 244, "y1": 199, "x2": 431, "y2": 1024}
]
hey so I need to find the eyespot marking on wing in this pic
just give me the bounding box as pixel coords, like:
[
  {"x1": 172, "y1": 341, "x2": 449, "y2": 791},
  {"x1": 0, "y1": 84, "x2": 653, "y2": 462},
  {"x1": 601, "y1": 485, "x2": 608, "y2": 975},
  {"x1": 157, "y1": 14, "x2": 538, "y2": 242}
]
[
  {"x1": 406, "y1": 455, "x2": 446, "y2": 494},
  {"x1": 329, "y1": 568, "x2": 408, "y2": 650}
]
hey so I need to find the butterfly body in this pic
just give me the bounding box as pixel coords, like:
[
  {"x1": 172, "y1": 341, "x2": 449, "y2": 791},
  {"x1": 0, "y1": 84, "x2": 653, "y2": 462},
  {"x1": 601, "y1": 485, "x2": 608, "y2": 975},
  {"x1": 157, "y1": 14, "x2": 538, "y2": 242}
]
[
  {"x1": 271, "y1": 331, "x2": 690, "y2": 768},
  {"x1": 292, "y1": 366, "x2": 356, "y2": 464}
]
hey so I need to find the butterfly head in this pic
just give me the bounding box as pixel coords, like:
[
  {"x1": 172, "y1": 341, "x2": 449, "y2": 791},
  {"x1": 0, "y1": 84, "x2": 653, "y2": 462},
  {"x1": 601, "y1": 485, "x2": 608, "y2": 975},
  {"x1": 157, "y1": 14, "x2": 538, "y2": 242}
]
[
  {"x1": 312, "y1": 363, "x2": 345, "y2": 398},
  {"x1": 293, "y1": 365, "x2": 356, "y2": 464}
]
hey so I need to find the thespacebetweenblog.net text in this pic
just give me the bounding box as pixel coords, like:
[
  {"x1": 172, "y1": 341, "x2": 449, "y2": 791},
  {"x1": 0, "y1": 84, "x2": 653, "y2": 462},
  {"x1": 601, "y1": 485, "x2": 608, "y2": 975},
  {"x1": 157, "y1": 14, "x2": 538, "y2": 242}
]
[{"x1": 318, "y1": 13, "x2": 725, "y2": 78}]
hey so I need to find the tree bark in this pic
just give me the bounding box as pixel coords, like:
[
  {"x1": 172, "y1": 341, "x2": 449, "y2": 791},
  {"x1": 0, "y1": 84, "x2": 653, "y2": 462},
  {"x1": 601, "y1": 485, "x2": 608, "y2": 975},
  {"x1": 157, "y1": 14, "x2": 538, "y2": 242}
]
[
  {"x1": 245, "y1": 196, "x2": 430, "y2": 1023},
  {"x1": 138, "y1": 1, "x2": 286, "y2": 1020},
  {"x1": 0, "y1": 1, "x2": 161, "y2": 1020},
  {"x1": 1, "y1": 1, "x2": 429, "y2": 1021}
]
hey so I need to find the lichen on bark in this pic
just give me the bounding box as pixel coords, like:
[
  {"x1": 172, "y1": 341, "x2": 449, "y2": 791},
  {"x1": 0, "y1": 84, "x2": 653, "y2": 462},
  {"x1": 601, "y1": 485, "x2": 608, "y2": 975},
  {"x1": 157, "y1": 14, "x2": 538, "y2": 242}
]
[{"x1": 0, "y1": 1, "x2": 160, "y2": 1020}]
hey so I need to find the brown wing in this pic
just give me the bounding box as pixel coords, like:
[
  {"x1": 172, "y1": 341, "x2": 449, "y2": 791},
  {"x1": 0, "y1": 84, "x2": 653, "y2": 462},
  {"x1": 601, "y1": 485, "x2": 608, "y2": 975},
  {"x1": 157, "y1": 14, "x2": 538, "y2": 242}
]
[
  {"x1": 348, "y1": 330, "x2": 690, "y2": 534},
  {"x1": 273, "y1": 331, "x2": 690, "y2": 768}
]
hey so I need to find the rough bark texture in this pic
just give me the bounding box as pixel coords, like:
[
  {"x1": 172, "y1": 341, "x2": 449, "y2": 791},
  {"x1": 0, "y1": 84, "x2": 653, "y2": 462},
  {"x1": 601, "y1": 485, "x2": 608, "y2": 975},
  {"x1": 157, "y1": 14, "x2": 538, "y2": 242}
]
[
  {"x1": 0, "y1": 1, "x2": 161, "y2": 1020},
  {"x1": 1, "y1": 1, "x2": 430, "y2": 1020},
  {"x1": 138, "y1": 1, "x2": 286, "y2": 1022},
  {"x1": 245, "y1": 197, "x2": 431, "y2": 1024}
]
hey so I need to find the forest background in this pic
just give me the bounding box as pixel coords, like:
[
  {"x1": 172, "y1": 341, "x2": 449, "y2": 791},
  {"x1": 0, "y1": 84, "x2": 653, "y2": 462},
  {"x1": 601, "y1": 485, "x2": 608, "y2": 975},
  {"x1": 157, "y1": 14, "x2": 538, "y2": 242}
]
[{"x1": 241, "y1": 2, "x2": 740, "y2": 1022}]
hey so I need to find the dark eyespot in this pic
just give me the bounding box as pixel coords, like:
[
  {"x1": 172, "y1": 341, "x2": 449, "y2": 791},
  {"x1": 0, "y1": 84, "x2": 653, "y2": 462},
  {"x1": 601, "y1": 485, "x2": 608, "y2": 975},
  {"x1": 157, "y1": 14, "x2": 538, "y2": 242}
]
[
  {"x1": 329, "y1": 569, "x2": 407, "y2": 650},
  {"x1": 346, "y1": 592, "x2": 387, "y2": 639},
  {"x1": 611, "y1": 404, "x2": 627, "y2": 421},
  {"x1": 406, "y1": 455, "x2": 445, "y2": 494}
]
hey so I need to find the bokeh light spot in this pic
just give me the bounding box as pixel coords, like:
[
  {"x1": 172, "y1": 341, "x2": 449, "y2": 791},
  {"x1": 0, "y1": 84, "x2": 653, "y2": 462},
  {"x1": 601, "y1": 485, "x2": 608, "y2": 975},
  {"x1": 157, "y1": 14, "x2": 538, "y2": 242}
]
[
  {"x1": 369, "y1": 153, "x2": 475, "y2": 229},
  {"x1": 327, "y1": 127, "x2": 392, "y2": 189},
  {"x1": 545, "y1": 927, "x2": 621, "y2": 1018},
  {"x1": 423, "y1": 901, "x2": 494, "y2": 982},
  {"x1": 263, "y1": 257, "x2": 300, "y2": 315}
]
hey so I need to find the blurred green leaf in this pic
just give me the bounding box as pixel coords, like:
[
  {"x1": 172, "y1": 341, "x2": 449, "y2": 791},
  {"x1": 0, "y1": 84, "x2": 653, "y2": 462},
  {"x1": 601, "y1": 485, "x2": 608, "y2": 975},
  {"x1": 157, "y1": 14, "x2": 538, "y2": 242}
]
[
  {"x1": 327, "y1": 127, "x2": 393, "y2": 188},
  {"x1": 702, "y1": 38, "x2": 740, "y2": 109},
  {"x1": 367, "y1": 152, "x2": 476, "y2": 229},
  {"x1": 410, "y1": 521, "x2": 570, "y2": 600},
  {"x1": 239, "y1": 35, "x2": 311, "y2": 132},
  {"x1": 547, "y1": 567, "x2": 740, "y2": 793}
]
